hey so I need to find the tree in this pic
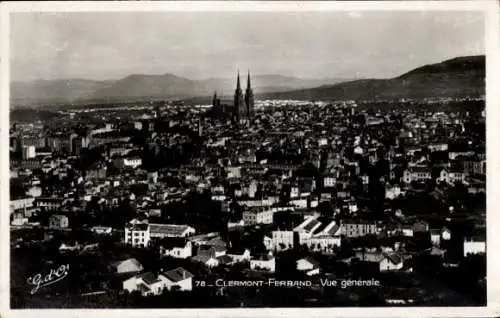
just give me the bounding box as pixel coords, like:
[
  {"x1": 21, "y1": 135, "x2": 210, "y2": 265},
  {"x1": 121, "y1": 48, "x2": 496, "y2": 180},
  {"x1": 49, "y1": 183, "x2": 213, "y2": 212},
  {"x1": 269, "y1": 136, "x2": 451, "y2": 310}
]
[{"x1": 317, "y1": 201, "x2": 334, "y2": 218}]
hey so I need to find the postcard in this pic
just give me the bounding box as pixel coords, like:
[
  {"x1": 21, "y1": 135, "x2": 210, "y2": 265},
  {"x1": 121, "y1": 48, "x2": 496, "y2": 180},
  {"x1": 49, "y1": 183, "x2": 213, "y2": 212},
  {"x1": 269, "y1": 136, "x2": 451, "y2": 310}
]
[{"x1": 1, "y1": 1, "x2": 499, "y2": 317}]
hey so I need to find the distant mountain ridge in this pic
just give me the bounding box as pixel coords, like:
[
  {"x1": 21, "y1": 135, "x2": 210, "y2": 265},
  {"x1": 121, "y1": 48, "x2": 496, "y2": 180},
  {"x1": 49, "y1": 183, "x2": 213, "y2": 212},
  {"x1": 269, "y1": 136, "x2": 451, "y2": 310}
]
[
  {"x1": 11, "y1": 79, "x2": 116, "y2": 102},
  {"x1": 11, "y1": 74, "x2": 350, "y2": 104},
  {"x1": 10, "y1": 55, "x2": 484, "y2": 105},
  {"x1": 260, "y1": 55, "x2": 485, "y2": 101}
]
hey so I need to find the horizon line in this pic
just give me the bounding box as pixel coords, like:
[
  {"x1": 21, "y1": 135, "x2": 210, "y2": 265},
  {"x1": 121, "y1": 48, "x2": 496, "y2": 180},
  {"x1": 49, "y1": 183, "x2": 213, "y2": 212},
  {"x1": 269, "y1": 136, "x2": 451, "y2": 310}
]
[{"x1": 10, "y1": 54, "x2": 484, "y2": 84}]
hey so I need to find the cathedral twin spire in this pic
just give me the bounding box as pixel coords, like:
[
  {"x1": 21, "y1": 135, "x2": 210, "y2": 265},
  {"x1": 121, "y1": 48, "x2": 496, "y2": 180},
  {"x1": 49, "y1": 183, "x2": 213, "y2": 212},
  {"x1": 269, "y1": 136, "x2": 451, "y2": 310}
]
[
  {"x1": 235, "y1": 69, "x2": 252, "y2": 90},
  {"x1": 212, "y1": 70, "x2": 254, "y2": 121},
  {"x1": 234, "y1": 70, "x2": 254, "y2": 121}
]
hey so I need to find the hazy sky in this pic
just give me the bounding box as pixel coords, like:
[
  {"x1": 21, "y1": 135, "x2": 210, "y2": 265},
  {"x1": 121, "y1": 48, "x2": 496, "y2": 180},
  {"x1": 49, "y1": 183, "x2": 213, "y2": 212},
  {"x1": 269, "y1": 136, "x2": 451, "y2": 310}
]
[{"x1": 10, "y1": 11, "x2": 484, "y2": 82}]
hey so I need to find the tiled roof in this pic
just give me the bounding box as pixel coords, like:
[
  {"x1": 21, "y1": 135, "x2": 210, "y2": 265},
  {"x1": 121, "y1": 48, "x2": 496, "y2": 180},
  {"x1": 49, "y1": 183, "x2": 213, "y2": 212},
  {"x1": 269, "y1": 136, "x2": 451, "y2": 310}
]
[
  {"x1": 149, "y1": 223, "x2": 190, "y2": 236},
  {"x1": 138, "y1": 282, "x2": 151, "y2": 292},
  {"x1": 128, "y1": 223, "x2": 149, "y2": 231},
  {"x1": 162, "y1": 267, "x2": 193, "y2": 282},
  {"x1": 253, "y1": 254, "x2": 274, "y2": 261},
  {"x1": 206, "y1": 237, "x2": 227, "y2": 248},
  {"x1": 408, "y1": 167, "x2": 430, "y2": 173},
  {"x1": 216, "y1": 255, "x2": 233, "y2": 264},
  {"x1": 385, "y1": 253, "x2": 402, "y2": 265},
  {"x1": 159, "y1": 237, "x2": 188, "y2": 249},
  {"x1": 326, "y1": 224, "x2": 341, "y2": 236},
  {"x1": 430, "y1": 247, "x2": 445, "y2": 256},
  {"x1": 50, "y1": 214, "x2": 68, "y2": 220},
  {"x1": 113, "y1": 258, "x2": 142, "y2": 269},
  {"x1": 302, "y1": 218, "x2": 321, "y2": 232},
  {"x1": 138, "y1": 272, "x2": 160, "y2": 285},
  {"x1": 303, "y1": 256, "x2": 320, "y2": 267},
  {"x1": 355, "y1": 251, "x2": 384, "y2": 262},
  {"x1": 192, "y1": 254, "x2": 214, "y2": 264}
]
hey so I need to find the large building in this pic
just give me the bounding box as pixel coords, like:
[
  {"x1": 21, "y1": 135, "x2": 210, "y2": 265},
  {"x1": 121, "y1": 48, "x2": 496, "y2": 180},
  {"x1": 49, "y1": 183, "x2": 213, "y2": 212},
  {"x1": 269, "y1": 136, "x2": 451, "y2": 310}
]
[
  {"x1": 234, "y1": 71, "x2": 246, "y2": 121},
  {"x1": 244, "y1": 71, "x2": 255, "y2": 119},
  {"x1": 21, "y1": 145, "x2": 36, "y2": 160},
  {"x1": 212, "y1": 70, "x2": 254, "y2": 122}
]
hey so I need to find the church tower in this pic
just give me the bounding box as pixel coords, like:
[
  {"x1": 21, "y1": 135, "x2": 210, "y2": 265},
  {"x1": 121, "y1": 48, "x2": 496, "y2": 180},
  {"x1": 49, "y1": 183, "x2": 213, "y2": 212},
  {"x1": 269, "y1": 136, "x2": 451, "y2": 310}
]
[
  {"x1": 212, "y1": 91, "x2": 220, "y2": 108},
  {"x1": 234, "y1": 71, "x2": 245, "y2": 121},
  {"x1": 245, "y1": 70, "x2": 254, "y2": 119}
]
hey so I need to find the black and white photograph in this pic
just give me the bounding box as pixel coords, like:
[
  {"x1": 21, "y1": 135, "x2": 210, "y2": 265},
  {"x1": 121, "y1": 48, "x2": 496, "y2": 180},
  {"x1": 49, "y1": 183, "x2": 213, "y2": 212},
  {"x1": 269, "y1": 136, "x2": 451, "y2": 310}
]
[{"x1": 1, "y1": 1, "x2": 499, "y2": 316}]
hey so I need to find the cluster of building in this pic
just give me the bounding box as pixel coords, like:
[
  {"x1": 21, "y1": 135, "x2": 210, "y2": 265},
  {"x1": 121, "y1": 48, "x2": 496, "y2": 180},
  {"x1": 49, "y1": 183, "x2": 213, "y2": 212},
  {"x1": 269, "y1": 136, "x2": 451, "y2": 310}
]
[
  {"x1": 211, "y1": 71, "x2": 254, "y2": 123},
  {"x1": 10, "y1": 79, "x2": 486, "y2": 304}
]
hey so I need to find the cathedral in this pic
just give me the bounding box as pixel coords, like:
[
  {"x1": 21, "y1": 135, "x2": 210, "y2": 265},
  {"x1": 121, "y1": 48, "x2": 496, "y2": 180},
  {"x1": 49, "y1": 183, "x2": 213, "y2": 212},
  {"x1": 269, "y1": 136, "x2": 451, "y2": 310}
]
[{"x1": 212, "y1": 70, "x2": 254, "y2": 122}]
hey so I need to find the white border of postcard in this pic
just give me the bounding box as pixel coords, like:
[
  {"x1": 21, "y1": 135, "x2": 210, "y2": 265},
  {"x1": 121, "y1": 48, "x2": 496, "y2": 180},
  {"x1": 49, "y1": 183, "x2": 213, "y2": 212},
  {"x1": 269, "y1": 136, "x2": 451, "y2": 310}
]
[{"x1": 1, "y1": 1, "x2": 499, "y2": 317}]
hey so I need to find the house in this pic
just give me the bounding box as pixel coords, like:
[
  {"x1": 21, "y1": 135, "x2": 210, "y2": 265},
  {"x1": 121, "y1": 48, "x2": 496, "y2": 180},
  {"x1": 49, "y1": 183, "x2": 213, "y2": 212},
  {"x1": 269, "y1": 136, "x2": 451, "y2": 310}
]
[
  {"x1": 307, "y1": 233, "x2": 342, "y2": 251},
  {"x1": 123, "y1": 272, "x2": 165, "y2": 296},
  {"x1": 412, "y1": 220, "x2": 429, "y2": 233},
  {"x1": 463, "y1": 159, "x2": 486, "y2": 175},
  {"x1": 159, "y1": 238, "x2": 193, "y2": 259},
  {"x1": 290, "y1": 185, "x2": 300, "y2": 199},
  {"x1": 228, "y1": 219, "x2": 244, "y2": 229},
  {"x1": 438, "y1": 169, "x2": 467, "y2": 184},
  {"x1": 188, "y1": 232, "x2": 220, "y2": 245},
  {"x1": 449, "y1": 151, "x2": 474, "y2": 160},
  {"x1": 430, "y1": 229, "x2": 441, "y2": 246},
  {"x1": 379, "y1": 253, "x2": 404, "y2": 272},
  {"x1": 306, "y1": 221, "x2": 342, "y2": 252},
  {"x1": 150, "y1": 223, "x2": 196, "y2": 238},
  {"x1": 113, "y1": 157, "x2": 142, "y2": 169},
  {"x1": 467, "y1": 178, "x2": 486, "y2": 194},
  {"x1": 323, "y1": 175, "x2": 336, "y2": 188},
  {"x1": 11, "y1": 211, "x2": 29, "y2": 226},
  {"x1": 263, "y1": 235, "x2": 273, "y2": 250},
  {"x1": 191, "y1": 254, "x2": 219, "y2": 268},
  {"x1": 79, "y1": 243, "x2": 99, "y2": 255},
  {"x1": 35, "y1": 197, "x2": 63, "y2": 211},
  {"x1": 159, "y1": 267, "x2": 194, "y2": 291},
  {"x1": 295, "y1": 217, "x2": 322, "y2": 244},
  {"x1": 355, "y1": 250, "x2": 385, "y2": 265},
  {"x1": 429, "y1": 246, "x2": 446, "y2": 258},
  {"x1": 124, "y1": 221, "x2": 196, "y2": 248},
  {"x1": 112, "y1": 258, "x2": 144, "y2": 274},
  {"x1": 197, "y1": 244, "x2": 226, "y2": 258},
  {"x1": 463, "y1": 235, "x2": 486, "y2": 257},
  {"x1": 226, "y1": 248, "x2": 251, "y2": 263},
  {"x1": 403, "y1": 167, "x2": 431, "y2": 184},
  {"x1": 358, "y1": 173, "x2": 371, "y2": 187},
  {"x1": 243, "y1": 207, "x2": 274, "y2": 226},
  {"x1": 91, "y1": 226, "x2": 113, "y2": 235},
  {"x1": 428, "y1": 142, "x2": 448, "y2": 152},
  {"x1": 59, "y1": 242, "x2": 81, "y2": 252},
  {"x1": 124, "y1": 223, "x2": 149, "y2": 248},
  {"x1": 296, "y1": 257, "x2": 321, "y2": 276},
  {"x1": 26, "y1": 186, "x2": 42, "y2": 198},
  {"x1": 348, "y1": 201, "x2": 358, "y2": 213},
  {"x1": 123, "y1": 268, "x2": 194, "y2": 295},
  {"x1": 9, "y1": 197, "x2": 35, "y2": 214},
  {"x1": 204, "y1": 236, "x2": 228, "y2": 249},
  {"x1": 441, "y1": 227, "x2": 451, "y2": 241},
  {"x1": 405, "y1": 146, "x2": 421, "y2": 157},
  {"x1": 385, "y1": 185, "x2": 402, "y2": 200},
  {"x1": 353, "y1": 146, "x2": 364, "y2": 155},
  {"x1": 216, "y1": 254, "x2": 234, "y2": 266},
  {"x1": 340, "y1": 220, "x2": 378, "y2": 238},
  {"x1": 270, "y1": 229, "x2": 294, "y2": 251},
  {"x1": 400, "y1": 225, "x2": 414, "y2": 237},
  {"x1": 147, "y1": 171, "x2": 158, "y2": 183},
  {"x1": 250, "y1": 253, "x2": 276, "y2": 272},
  {"x1": 49, "y1": 214, "x2": 69, "y2": 229}
]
